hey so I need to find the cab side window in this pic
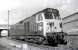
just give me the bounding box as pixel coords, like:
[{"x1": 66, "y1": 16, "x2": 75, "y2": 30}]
[{"x1": 36, "y1": 13, "x2": 43, "y2": 22}]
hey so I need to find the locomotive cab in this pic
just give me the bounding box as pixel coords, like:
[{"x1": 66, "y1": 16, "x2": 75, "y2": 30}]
[{"x1": 43, "y1": 8, "x2": 62, "y2": 36}]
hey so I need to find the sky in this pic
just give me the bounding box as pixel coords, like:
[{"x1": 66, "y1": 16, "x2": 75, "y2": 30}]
[{"x1": 0, "y1": 0, "x2": 78, "y2": 25}]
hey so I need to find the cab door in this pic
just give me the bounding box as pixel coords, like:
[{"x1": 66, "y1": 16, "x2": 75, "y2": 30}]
[{"x1": 36, "y1": 13, "x2": 44, "y2": 35}]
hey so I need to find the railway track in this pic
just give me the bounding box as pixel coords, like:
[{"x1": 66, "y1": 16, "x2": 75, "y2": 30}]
[{"x1": 9, "y1": 35, "x2": 78, "y2": 50}]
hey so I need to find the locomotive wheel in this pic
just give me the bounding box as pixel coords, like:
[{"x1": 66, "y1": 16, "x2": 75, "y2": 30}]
[
  {"x1": 25, "y1": 36, "x2": 35, "y2": 43},
  {"x1": 25, "y1": 35, "x2": 45, "y2": 45},
  {"x1": 34, "y1": 36, "x2": 45, "y2": 44},
  {"x1": 47, "y1": 37, "x2": 58, "y2": 46}
]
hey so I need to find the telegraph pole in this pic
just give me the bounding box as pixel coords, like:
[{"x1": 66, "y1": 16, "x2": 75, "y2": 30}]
[{"x1": 8, "y1": 10, "x2": 10, "y2": 36}]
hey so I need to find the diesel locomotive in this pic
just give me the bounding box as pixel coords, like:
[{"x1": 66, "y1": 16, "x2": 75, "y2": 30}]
[{"x1": 10, "y1": 8, "x2": 67, "y2": 46}]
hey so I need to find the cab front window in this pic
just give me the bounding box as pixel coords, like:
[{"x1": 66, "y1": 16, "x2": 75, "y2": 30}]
[
  {"x1": 44, "y1": 9, "x2": 60, "y2": 19},
  {"x1": 44, "y1": 12, "x2": 53, "y2": 19}
]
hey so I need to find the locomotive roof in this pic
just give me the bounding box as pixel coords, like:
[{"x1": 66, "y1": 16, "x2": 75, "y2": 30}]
[
  {"x1": 31, "y1": 8, "x2": 59, "y2": 16},
  {"x1": 18, "y1": 8, "x2": 59, "y2": 24}
]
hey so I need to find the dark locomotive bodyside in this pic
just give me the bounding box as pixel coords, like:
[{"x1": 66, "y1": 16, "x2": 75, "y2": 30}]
[{"x1": 10, "y1": 8, "x2": 67, "y2": 46}]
